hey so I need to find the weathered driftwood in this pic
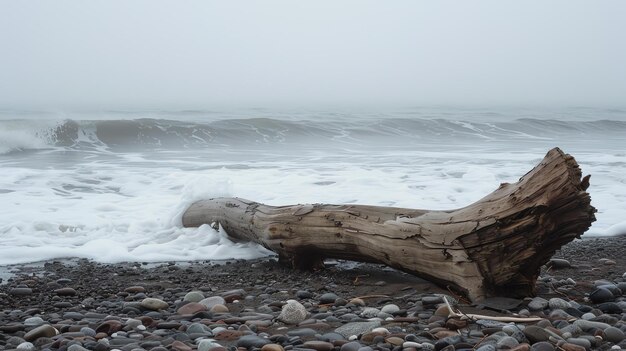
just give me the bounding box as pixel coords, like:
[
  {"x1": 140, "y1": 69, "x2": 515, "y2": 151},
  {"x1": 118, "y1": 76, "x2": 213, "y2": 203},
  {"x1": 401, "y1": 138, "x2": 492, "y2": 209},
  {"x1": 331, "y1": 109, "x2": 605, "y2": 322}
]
[{"x1": 182, "y1": 148, "x2": 595, "y2": 301}]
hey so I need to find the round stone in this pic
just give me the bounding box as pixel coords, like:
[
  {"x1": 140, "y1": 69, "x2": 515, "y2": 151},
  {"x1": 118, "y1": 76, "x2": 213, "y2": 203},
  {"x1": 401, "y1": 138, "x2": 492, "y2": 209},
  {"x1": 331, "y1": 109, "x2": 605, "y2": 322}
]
[
  {"x1": 523, "y1": 326, "x2": 550, "y2": 343},
  {"x1": 67, "y1": 345, "x2": 90, "y2": 351},
  {"x1": 302, "y1": 341, "x2": 334, "y2": 351},
  {"x1": 335, "y1": 321, "x2": 382, "y2": 338},
  {"x1": 95, "y1": 320, "x2": 123, "y2": 335},
  {"x1": 16, "y1": 342, "x2": 35, "y2": 351},
  {"x1": 548, "y1": 258, "x2": 571, "y2": 268},
  {"x1": 210, "y1": 304, "x2": 229, "y2": 313},
  {"x1": 125, "y1": 286, "x2": 145, "y2": 293},
  {"x1": 581, "y1": 312, "x2": 596, "y2": 320},
  {"x1": 360, "y1": 307, "x2": 380, "y2": 318},
  {"x1": 183, "y1": 291, "x2": 205, "y2": 302},
  {"x1": 573, "y1": 319, "x2": 610, "y2": 331},
  {"x1": 177, "y1": 302, "x2": 208, "y2": 315},
  {"x1": 261, "y1": 344, "x2": 285, "y2": 351},
  {"x1": 548, "y1": 298, "x2": 571, "y2": 310},
  {"x1": 140, "y1": 298, "x2": 169, "y2": 311},
  {"x1": 199, "y1": 296, "x2": 226, "y2": 309},
  {"x1": 237, "y1": 335, "x2": 270, "y2": 348},
  {"x1": 497, "y1": 336, "x2": 520, "y2": 349},
  {"x1": 589, "y1": 288, "x2": 614, "y2": 303},
  {"x1": 530, "y1": 341, "x2": 554, "y2": 351},
  {"x1": 475, "y1": 345, "x2": 496, "y2": 351},
  {"x1": 198, "y1": 340, "x2": 222, "y2": 351},
  {"x1": 604, "y1": 326, "x2": 625, "y2": 343},
  {"x1": 380, "y1": 304, "x2": 400, "y2": 314},
  {"x1": 278, "y1": 299, "x2": 307, "y2": 324},
  {"x1": 23, "y1": 324, "x2": 57, "y2": 341},
  {"x1": 319, "y1": 293, "x2": 339, "y2": 304},
  {"x1": 349, "y1": 298, "x2": 365, "y2": 306},
  {"x1": 80, "y1": 327, "x2": 96, "y2": 337},
  {"x1": 296, "y1": 290, "x2": 313, "y2": 299},
  {"x1": 597, "y1": 302, "x2": 622, "y2": 314},
  {"x1": 341, "y1": 341, "x2": 363, "y2": 351},
  {"x1": 23, "y1": 317, "x2": 45, "y2": 327},
  {"x1": 55, "y1": 287, "x2": 77, "y2": 296},
  {"x1": 528, "y1": 297, "x2": 548, "y2": 311}
]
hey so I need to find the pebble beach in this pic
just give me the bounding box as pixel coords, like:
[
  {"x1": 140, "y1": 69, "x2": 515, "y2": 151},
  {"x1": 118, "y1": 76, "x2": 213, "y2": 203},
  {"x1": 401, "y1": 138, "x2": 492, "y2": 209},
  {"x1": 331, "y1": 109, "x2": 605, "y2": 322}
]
[{"x1": 1, "y1": 236, "x2": 625, "y2": 351}]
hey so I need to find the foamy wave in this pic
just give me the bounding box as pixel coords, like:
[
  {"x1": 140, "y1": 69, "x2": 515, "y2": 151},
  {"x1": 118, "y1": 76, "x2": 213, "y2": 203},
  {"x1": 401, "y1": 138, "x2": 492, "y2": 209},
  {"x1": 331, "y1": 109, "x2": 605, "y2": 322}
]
[{"x1": 3, "y1": 116, "x2": 626, "y2": 154}]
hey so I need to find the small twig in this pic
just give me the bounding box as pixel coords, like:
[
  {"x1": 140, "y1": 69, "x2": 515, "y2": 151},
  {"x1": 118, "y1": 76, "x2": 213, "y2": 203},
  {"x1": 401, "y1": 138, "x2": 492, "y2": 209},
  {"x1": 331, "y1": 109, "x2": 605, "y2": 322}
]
[
  {"x1": 353, "y1": 294, "x2": 390, "y2": 299},
  {"x1": 442, "y1": 296, "x2": 542, "y2": 323}
]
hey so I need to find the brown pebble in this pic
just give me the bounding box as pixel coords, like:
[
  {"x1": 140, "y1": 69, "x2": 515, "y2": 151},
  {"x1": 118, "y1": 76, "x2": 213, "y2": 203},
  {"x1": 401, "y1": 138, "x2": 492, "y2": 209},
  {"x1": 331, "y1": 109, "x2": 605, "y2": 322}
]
[
  {"x1": 137, "y1": 316, "x2": 155, "y2": 327},
  {"x1": 177, "y1": 302, "x2": 208, "y2": 315},
  {"x1": 509, "y1": 344, "x2": 531, "y2": 351},
  {"x1": 434, "y1": 305, "x2": 450, "y2": 317},
  {"x1": 214, "y1": 330, "x2": 245, "y2": 340},
  {"x1": 24, "y1": 324, "x2": 58, "y2": 341},
  {"x1": 445, "y1": 318, "x2": 468, "y2": 330},
  {"x1": 170, "y1": 340, "x2": 193, "y2": 351},
  {"x1": 385, "y1": 337, "x2": 404, "y2": 346},
  {"x1": 210, "y1": 304, "x2": 229, "y2": 313},
  {"x1": 261, "y1": 344, "x2": 285, "y2": 351},
  {"x1": 349, "y1": 298, "x2": 365, "y2": 306},
  {"x1": 95, "y1": 320, "x2": 122, "y2": 335},
  {"x1": 125, "y1": 286, "x2": 146, "y2": 293},
  {"x1": 302, "y1": 341, "x2": 334, "y2": 351},
  {"x1": 361, "y1": 331, "x2": 388, "y2": 343}
]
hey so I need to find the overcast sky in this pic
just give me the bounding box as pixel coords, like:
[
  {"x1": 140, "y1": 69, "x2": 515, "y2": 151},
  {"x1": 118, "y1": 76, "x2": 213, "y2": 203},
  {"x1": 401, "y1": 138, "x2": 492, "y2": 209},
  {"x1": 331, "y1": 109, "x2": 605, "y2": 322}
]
[{"x1": 1, "y1": 1, "x2": 625, "y2": 110}]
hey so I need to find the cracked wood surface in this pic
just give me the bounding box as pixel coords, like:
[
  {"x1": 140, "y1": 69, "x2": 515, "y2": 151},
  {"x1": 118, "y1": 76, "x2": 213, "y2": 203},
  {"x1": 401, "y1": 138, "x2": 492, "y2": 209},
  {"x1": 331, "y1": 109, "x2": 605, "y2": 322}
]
[{"x1": 182, "y1": 148, "x2": 596, "y2": 301}]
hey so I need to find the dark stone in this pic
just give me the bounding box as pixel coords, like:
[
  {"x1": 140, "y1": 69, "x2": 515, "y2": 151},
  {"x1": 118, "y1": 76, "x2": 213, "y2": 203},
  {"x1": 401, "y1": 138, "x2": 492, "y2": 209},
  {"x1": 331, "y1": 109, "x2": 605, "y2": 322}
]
[
  {"x1": 9, "y1": 287, "x2": 33, "y2": 295},
  {"x1": 588, "y1": 288, "x2": 614, "y2": 303},
  {"x1": 55, "y1": 287, "x2": 77, "y2": 296},
  {"x1": 523, "y1": 326, "x2": 550, "y2": 343},
  {"x1": 319, "y1": 293, "x2": 339, "y2": 304},
  {"x1": 237, "y1": 335, "x2": 271, "y2": 348},
  {"x1": 596, "y1": 302, "x2": 622, "y2": 314}
]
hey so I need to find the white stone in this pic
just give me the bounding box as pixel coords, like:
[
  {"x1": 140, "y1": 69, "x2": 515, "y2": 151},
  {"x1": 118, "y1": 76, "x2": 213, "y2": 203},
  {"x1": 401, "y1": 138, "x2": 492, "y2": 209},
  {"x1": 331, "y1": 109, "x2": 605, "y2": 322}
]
[
  {"x1": 16, "y1": 342, "x2": 35, "y2": 351},
  {"x1": 403, "y1": 342, "x2": 422, "y2": 348},
  {"x1": 198, "y1": 339, "x2": 222, "y2": 351},
  {"x1": 23, "y1": 317, "x2": 45, "y2": 326},
  {"x1": 371, "y1": 327, "x2": 389, "y2": 335},
  {"x1": 277, "y1": 299, "x2": 307, "y2": 324},
  {"x1": 140, "y1": 297, "x2": 169, "y2": 311},
  {"x1": 380, "y1": 304, "x2": 400, "y2": 314},
  {"x1": 184, "y1": 291, "x2": 205, "y2": 302},
  {"x1": 360, "y1": 307, "x2": 380, "y2": 318},
  {"x1": 548, "y1": 297, "x2": 571, "y2": 310},
  {"x1": 199, "y1": 296, "x2": 226, "y2": 309}
]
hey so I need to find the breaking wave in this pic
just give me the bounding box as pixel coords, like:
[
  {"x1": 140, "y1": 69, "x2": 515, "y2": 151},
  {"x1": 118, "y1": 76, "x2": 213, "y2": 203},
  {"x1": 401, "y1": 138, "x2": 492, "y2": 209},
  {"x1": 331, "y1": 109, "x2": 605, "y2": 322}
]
[{"x1": 1, "y1": 116, "x2": 625, "y2": 154}]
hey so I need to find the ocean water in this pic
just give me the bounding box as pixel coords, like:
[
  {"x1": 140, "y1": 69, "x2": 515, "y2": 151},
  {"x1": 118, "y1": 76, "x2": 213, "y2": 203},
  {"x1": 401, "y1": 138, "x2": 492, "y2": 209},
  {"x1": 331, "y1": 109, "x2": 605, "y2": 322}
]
[{"x1": 1, "y1": 107, "x2": 625, "y2": 266}]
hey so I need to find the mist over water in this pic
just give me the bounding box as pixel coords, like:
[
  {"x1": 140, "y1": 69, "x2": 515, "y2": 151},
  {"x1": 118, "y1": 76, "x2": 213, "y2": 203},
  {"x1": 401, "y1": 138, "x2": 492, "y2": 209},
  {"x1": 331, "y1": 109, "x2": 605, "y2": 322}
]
[{"x1": 1, "y1": 107, "x2": 625, "y2": 265}]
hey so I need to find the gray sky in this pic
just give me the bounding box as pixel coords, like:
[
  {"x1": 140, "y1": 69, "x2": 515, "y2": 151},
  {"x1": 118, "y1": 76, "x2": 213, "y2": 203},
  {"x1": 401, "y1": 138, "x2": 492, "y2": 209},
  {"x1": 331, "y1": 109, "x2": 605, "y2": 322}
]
[{"x1": 1, "y1": 0, "x2": 625, "y2": 109}]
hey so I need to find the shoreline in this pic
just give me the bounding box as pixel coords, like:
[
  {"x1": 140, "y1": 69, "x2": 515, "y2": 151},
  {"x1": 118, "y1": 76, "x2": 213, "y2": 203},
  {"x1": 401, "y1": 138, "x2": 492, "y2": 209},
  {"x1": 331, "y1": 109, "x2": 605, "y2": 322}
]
[{"x1": 0, "y1": 236, "x2": 624, "y2": 350}]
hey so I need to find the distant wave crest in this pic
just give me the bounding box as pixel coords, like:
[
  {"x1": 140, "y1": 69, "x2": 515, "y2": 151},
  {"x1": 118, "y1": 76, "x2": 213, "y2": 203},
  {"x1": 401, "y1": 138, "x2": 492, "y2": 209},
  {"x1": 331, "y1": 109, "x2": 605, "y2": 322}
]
[{"x1": 1, "y1": 117, "x2": 625, "y2": 154}]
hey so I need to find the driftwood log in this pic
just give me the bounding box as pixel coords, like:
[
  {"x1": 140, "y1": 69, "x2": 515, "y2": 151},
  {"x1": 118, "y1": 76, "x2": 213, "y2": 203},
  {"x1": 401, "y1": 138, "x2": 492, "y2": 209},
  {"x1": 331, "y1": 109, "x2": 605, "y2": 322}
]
[{"x1": 182, "y1": 148, "x2": 595, "y2": 301}]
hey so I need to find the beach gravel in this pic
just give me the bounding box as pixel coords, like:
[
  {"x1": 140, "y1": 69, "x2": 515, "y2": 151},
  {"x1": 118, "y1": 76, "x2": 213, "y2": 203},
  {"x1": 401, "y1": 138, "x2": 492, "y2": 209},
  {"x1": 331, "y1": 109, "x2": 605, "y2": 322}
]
[{"x1": 0, "y1": 235, "x2": 624, "y2": 351}]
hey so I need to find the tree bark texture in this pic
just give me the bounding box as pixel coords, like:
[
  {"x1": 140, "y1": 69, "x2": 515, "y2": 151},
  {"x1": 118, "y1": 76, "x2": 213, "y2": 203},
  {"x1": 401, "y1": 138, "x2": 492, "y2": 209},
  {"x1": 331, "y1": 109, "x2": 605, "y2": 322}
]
[{"x1": 182, "y1": 148, "x2": 596, "y2": 301}]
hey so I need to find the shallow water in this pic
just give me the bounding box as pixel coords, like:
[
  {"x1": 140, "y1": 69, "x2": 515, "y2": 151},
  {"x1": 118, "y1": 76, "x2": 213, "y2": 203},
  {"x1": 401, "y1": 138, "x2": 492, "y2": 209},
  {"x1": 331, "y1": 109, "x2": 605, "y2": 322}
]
[{"x1": 1, "y1": 107, "x2": 625, "y2": 265}]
